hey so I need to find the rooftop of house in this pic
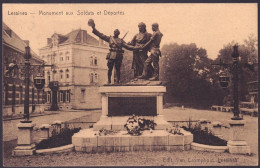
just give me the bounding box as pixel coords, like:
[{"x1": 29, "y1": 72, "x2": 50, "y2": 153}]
[
  {"x1": 2, "y1": 22, "x2": 42, "y2": 61},
  {"x1": 45, "y1": 29, "x2": 108, "y2": 48}
]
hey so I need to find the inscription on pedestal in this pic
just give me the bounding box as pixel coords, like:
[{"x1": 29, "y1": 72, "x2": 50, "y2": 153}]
[{"x1": 108, "y1": 97, "x2": 156, "y2": 116}]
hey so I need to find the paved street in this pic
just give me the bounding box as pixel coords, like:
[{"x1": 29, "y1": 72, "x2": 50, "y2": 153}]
[
  {"x1": 3, "y1": 106, "x2": 258, "y2": 166},
  {"x1": 3, "y1": 110, "x2": 101, "y2": 142}
]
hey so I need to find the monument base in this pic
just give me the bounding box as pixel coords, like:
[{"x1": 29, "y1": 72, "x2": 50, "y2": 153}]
[
  {"x1": 228, "y1": 140, "x2": 251, "y2": 155},
  {"x1": 72, "y1": 129, "x2": 193, "y2": 153},
  {"x1": 12, "y1": 122, "x2": 36, "y2": 156},
  {"x1": 12, "y1": 144, "x2": 36, "y2": 156},
  {"x1": 227, "y1": 119, "x2": 251, "y2": 155},
  {"x1": 93, "y1": 115, "x2": 171, "y2": 131}
]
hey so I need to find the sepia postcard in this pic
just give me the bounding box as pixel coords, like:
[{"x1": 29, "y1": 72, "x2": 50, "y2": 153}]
[{"x1": 2, "y1": 2, "x2": 258, "y2": 167}]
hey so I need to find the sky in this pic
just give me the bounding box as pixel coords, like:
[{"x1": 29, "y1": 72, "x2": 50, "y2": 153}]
[{"x1": 2, "y1": 3, "x2": 257, "y2": 59}]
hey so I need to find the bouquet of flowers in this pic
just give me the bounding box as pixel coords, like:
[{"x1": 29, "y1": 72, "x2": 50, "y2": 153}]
[
  {"x1": 166, "y1": 124, "x2": 184, "y2": 135},
  {"x1": 95, "y1": 128, "x2": 118, "y2": 136},
  {"x1": 124, "y1": 114, "x2": 157, "y2": 136}
]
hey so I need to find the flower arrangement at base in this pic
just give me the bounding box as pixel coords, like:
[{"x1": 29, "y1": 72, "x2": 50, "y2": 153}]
[
  {"x1": 94, "y1": 128, "x2": 119, "y2": 136},
  {"x1": 124, "y1": 114, "x2": 157, "y2": 136},
  {"x1": 166, "y1": 125, "x2": 184, "y2": 135}
]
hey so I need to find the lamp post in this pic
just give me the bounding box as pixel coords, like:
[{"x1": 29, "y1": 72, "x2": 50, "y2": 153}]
[
  {"x1": 213, "y1": 45, "x2": 241, "y2": 119},
  {"x1": 212, "y1": 44, "x2": 251, "y2": 154},
  {"x1": 23, "y1": 46, "x2": 32, "y2": 122},
  {"x1": 6, "y1": 45, "x2": 52, "y2": 122},
  {"x1": 11, "y1": 45, "x2": 53, "y2": 156},
  {"x1": 231, "y1": 45, "x2": 240, "y2": 119}
]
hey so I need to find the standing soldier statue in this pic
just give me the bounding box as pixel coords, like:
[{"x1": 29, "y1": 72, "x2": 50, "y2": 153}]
[
  {"x1": 88, "y1": 19, "x2": 135, "y2": 84},
  {"x1": 128, "y1": 22, "x2": 154, "y2": 80},
  {"x1": 138, "y1": 23, "x2": 163, "y2": 81}
]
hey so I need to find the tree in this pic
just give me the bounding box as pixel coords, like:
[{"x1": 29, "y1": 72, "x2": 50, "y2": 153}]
[
  {"x1": 214, "y1": 34, "x2": 258, "y2": 104},
  {"x1": 160, "y1": 43, "x2": 222, "y2": 108}
]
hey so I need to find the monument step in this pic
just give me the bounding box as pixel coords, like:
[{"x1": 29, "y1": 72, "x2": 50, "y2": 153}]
[
  {"x1": 72, "y1": 129, "x2": 193, "y2": 153},
  {"x1": 93, "y1": 115, "x2": 171, "y2": 131}
]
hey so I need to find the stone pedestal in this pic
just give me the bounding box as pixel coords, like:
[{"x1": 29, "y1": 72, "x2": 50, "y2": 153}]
[
  {"x1": 212, "y1": 121, "x2": 223, "y2": 139},
  {"x1": 227, "y1": 119, "x2": 250, "y2": 155},
  {"x1": 199, "y1": 119, "x2": 211, "y2": 131},
  {"x1": 40, "y1": 124, "x2": 51, "y2": 140},
  {"x1": 93, "y1": 85, "x2": 170, "y2": 131},
  {"x1": 13, "y1": 122, "x2": 36, "y2": 156}
]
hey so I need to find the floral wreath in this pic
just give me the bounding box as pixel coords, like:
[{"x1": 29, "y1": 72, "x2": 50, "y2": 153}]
[{"x1": 124, "y1": 114, "x2": 157, "y2": 136}]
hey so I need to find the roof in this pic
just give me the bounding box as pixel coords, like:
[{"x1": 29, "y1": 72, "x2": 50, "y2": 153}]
[
  {"x1": 44, "y1": 29, "x2": 107, "y2": 47},
  {"x1": 2, "y1": 22, "x2": 42, "y2": 61}
]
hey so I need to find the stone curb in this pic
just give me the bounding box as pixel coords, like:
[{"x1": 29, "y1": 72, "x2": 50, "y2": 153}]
[
  {"x1": 191, "y1": 142, "x2": 228, "y2": 153},
  {"x1": 35, "y1": 144, "x2": 74, "y2": 155},
  {"x1": 3, "y1": 113, "x2": 58, "y2": 121}
]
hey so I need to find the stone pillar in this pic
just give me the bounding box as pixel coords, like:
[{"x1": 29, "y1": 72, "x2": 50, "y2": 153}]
[
  {"x1": 101, "y1": 94, "x2": 108, "y2": 117},
  {"x1": 40, "y1": 124, "x2": 51, "y2": 140},
  {"x1": 199, "y1": 119, "x2": 211, "y2": 131},
  {"x1": 13, "y1": 122, "x2": 36, "y2": 156},
  {"x1": 157, "y1": 95, "x2": 163, "y2": 115},
  {"x1": 155, "y1": 94, "x2": 170, "y2": 130},
  {"x1": 212, "y1": 121, "x2": 223, "y2": 138},
  {"x1": 227, "y1": 119, "x2": 250, "y2": 155}
]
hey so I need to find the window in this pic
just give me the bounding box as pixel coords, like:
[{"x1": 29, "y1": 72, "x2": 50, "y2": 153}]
[
  {"x1": 80, "y1": 89, "x2": 85, "y2": 102},
  {"x1": 90, "y1": 73, "x2": 94, "y2": 83},
  {"x1": 53, "y1": 70, "x2": 56, "y2": 81},
  {"x1": 90, "y1": 56, "x2": 93, "y2": 65},
  {"x1": 94, "y1": 57, "x2": 98, "y2": 66},
  {"x1": 65, "y1": 51, "x2": 70, "y2": 61},
  {"x1": 94, "y1": 73, "x2": 98, "y2": 83},
  {"x1": 60, "y1": 70, "x2": 63, "y2": 80},
  {"x1": 59, "y1": 91, "x2": 63, "y2": 102},
  {"x1": 60, "y1": 57, "x2": 63, "y2": 61},
  {"x1": 47, "y1": 92, "x2": 51, "y2": 103},
  {"x1": 66, "y1": 90, "x2": 70, "y2": 102},
  {"x1": 66, "y1": 69, "x2": 69, "y2": 79}
]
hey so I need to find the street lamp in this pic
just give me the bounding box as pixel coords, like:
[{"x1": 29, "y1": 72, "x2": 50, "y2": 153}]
[
  {"x1": 6, "y1": 45, "x2": 52, "y2": 122},
  {"x1": 212, "y1": 45, "x2": 253, "y2": 155},
  {"x1": 212, "y1": 45, "x2": 242, "y2": 120}
]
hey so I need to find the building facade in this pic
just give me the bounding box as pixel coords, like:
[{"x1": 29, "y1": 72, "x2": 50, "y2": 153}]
[
  {"x1": 2, "y1": 22, "x2": 45, "y2": 116},
  {"x1": 39, "y1": 29, "x2": 109, "y2": 110}
]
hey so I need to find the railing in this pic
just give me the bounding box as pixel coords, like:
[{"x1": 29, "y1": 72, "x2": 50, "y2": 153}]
[{"x1": 51, "y1": 121, "x2": 96, "y2": 136}]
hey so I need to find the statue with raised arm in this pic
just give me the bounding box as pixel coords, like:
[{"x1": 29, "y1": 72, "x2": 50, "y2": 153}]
[
  {"x1": 138, "y1": 23, "x2": 163, "y2": 81},
  {"x1": 88, "y1": 19, "x2": 135, "y2": 84},
  {"x1": 128, "y1": 22, "x2": 154, "y2": 80}
]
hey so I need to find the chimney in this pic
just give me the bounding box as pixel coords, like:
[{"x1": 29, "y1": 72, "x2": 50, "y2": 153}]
[
  {"x1": 23, "y1": 40, "x2": 29, "y2": 46},
  {"x1": 81, "y1": 30, "x2": 84, "y2": 43},
  {"x1": 47, "y1": 38, "x2": 52, "y2": 45}
]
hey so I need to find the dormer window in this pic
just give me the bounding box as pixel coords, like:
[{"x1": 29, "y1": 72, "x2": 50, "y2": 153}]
[
  {"x1": 4, "y1": 29, "x2": 12, "y2": 37},
  {"x1": 51, "y1": 34, "x2": 59, "y2": 47}
]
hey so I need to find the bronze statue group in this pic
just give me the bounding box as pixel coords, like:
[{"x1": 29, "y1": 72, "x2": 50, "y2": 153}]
[{"x1": 88, "y1": 19, "x2": 163, "y2": 84}]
